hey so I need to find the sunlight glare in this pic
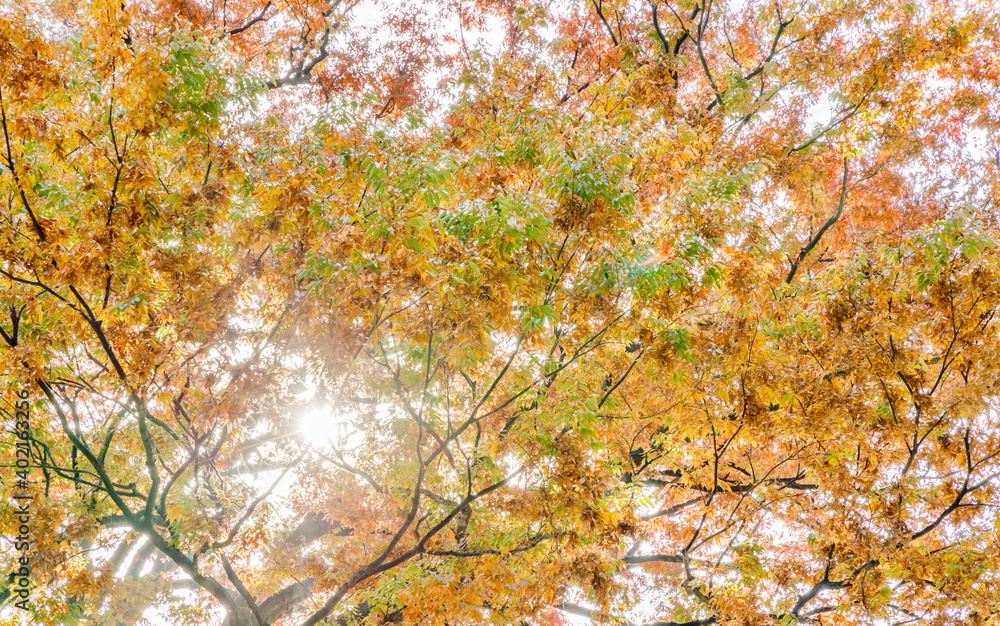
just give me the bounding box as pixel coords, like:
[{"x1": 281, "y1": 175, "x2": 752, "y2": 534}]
[{"x1": 298, "y1": 406, "x2": 343, "y2": 445}]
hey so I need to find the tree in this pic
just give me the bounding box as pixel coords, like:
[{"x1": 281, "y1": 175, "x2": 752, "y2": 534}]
[{"x1": 2, "y1": 0, "x2": 999, "y2": 624}]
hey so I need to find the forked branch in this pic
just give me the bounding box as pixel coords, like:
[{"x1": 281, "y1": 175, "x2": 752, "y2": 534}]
[{"x1": 786, "y1": 158, "x2": 849, "y2": 284}]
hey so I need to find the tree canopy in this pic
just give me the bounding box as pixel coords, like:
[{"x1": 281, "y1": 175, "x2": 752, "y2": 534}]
[{"x1": 2, "y1": 0, "x2": 1000, "y2": 624}]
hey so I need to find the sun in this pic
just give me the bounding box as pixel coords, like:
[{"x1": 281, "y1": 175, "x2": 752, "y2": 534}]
[{"x1": 298, "y1": 405, "x2": 343, "y2": 445}]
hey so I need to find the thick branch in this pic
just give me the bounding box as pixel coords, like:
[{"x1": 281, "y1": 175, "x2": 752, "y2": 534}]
[{"x1": 786, "y1": 158, "x2": 849, "y2": 283}]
